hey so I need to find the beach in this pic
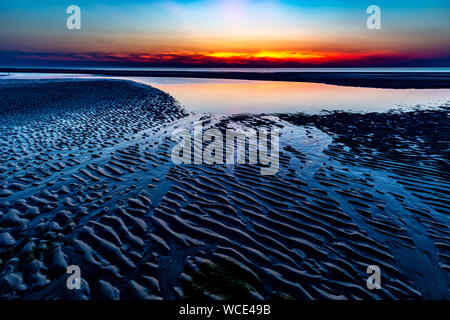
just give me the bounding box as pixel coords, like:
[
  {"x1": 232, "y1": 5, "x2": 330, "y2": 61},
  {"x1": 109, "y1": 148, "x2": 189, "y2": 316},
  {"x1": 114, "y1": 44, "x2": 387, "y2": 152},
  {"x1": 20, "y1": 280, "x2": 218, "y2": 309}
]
[
  {"x1": 2, "y1": 68, "x2": 450, "y2": 89},
  {"x1": 0, "y1": 78, "x2": 449, "y2": 300}
]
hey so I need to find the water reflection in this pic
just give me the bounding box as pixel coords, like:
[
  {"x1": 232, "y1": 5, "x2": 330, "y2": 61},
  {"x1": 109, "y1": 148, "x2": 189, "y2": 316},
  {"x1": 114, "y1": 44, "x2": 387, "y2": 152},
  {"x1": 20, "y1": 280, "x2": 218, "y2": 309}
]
[{"x1": 129, "y1": 77, "x2": 450, "y2": 114}]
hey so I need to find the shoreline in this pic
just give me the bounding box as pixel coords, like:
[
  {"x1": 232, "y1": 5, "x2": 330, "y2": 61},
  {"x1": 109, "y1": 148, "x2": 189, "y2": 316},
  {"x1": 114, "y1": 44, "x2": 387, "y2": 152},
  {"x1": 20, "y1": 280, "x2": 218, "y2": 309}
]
[{"x1": 2, "y1": 67, "x2": 450, "y2": 89}]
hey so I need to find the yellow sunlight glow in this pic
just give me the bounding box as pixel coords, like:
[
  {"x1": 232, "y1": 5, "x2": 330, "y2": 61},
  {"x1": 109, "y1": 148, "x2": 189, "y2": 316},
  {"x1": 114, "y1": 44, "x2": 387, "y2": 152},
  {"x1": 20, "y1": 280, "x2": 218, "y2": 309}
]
[{"x1": 206, "y1": 51, "x2": 327, "y2": 60}]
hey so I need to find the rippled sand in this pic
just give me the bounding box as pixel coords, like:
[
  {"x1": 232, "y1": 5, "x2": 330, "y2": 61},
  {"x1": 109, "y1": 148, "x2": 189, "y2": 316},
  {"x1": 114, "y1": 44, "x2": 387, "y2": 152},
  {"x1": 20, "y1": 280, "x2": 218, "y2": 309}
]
[{"x1": 0, "y1": 79, "x2": 448, "y2": 299}]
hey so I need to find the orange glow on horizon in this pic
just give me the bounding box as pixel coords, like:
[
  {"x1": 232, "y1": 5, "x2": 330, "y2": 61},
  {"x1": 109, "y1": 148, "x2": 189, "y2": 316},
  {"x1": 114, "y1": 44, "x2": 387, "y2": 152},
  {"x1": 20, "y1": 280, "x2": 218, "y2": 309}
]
[
  {"x1": 205, "y1": 51, "x2": 328, "y2": 60},
  {"x1": 15, "y1": 48, "x2": 418, "y2": 67}
]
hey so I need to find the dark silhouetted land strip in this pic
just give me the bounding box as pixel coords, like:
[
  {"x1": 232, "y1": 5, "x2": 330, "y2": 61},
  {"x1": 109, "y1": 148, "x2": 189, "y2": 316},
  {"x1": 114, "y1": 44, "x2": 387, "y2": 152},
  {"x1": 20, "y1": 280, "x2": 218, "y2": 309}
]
[{"x1": 2, "y1": 67, "x2": 450, "y2": 88}]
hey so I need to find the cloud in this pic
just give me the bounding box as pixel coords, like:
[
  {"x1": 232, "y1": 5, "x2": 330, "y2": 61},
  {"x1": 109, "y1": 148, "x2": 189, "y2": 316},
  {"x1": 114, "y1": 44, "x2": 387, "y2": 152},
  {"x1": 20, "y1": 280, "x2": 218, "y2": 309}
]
[{"x1": 0, "y1": 50, "x2": 449, "y2": 68}]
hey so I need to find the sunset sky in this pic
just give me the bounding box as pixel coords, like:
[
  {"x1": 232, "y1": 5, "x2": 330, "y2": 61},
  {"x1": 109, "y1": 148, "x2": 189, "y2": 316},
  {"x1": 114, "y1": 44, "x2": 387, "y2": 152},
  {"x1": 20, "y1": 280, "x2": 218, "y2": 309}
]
[{"x1": 1, "y1": 0, "x2": 449, "y2": 67}]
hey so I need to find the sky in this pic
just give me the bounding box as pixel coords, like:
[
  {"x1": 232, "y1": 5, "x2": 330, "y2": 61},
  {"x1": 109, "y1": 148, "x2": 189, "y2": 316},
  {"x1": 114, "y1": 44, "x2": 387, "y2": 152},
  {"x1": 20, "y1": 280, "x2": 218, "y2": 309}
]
[{"x1": 1, "y1": 0, "x2": 449, "y2": 67}]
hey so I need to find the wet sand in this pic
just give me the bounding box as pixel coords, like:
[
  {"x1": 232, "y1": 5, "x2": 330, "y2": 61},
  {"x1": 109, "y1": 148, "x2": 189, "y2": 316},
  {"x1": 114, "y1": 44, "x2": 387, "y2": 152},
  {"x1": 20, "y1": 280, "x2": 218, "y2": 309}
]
[
  {"x1": 0, "y1": 79, "x2": 449, "y2": 300},
  {"x1": 2, "y1": 68, "x2": 450, "y2": 88}
]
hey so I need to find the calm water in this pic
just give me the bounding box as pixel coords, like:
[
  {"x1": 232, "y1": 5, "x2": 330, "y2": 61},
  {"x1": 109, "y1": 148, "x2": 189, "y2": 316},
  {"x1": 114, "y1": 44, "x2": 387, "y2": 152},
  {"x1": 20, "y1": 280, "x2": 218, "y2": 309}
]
[
  {"x1": 128, "y1": 77, "x2": 450, "y2": 114},
  {"x1": 15, "y1": 67, "x2": 450, "y2": 73},
  {"x1": 4, "y1": 73, "x2": 450, "y2": 115}
]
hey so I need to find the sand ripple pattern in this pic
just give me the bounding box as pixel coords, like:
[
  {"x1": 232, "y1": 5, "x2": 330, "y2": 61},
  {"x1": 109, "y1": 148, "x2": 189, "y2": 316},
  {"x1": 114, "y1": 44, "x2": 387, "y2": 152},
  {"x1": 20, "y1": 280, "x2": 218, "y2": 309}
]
[{"x1": 0, "y1": 79, "x2": 448, "y2": 299}]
